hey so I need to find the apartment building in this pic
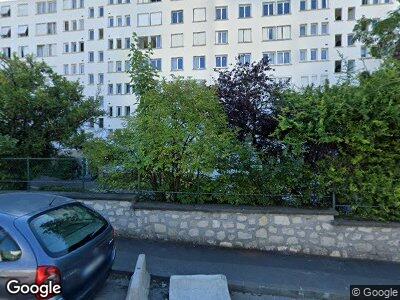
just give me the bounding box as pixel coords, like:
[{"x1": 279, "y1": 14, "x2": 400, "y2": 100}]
[{"x1": 0, "y1": 0, "x2": 397, "y2": 132}]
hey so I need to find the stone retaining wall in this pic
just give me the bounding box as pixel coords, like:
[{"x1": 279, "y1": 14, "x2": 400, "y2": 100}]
[{"x1": 81, "y1": 199, "x2": 400, "y2": 262}]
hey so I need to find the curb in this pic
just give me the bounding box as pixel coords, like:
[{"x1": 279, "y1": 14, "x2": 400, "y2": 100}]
[{"x1": 228, "y1": 282, "x2": 347, "y2": 300}]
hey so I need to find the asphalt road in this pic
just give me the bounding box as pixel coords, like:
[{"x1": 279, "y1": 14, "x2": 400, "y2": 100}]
[{"x1": 112, "y1": 237, "x2": 400, "y2": 299}]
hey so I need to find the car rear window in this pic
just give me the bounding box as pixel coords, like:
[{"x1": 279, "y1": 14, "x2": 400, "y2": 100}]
[{"x1": 30, "y1": 204, "x2": 108, "y2": 257}]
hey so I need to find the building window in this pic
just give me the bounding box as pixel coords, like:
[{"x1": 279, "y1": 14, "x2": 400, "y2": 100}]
[
  {"x1": 115, "y1": 15, "x2": 122, "y2": 27},
  {"x1": 239, "y1": 4, "x2": 251, "y2": 18},
  {"x1": 17, "y1": 4, "x2": 29, "y2": 16},
  {"x1": 18, "y1": 46, "x2": 28, "y2": 58},
  {"x1": 37, "y1": 1, "x2": 57, "y2": 14},
  {"x1": 300, "y1": 24, "x2": 307, "y2": 37},
  {"x1": 98, "y1": 73, "x2": 104, "y2": 84},
  {"x1": 171, "y1": 57, "x2": 184, "y2": 71},
  {"x1": 321, "y1": 48, "x2": 328, "y2": 60},
  {"x1": 150, "y1": 12, "x2": 162, "y2": 26},
  {"x1": 117, "y1": 106, "x2": 122, "y2": 117},
  {"x1": 361, "y1": 46, "x2": 370, "y2": 58},
  {"x1": 116, "y1": 38, "x2": 122, "y2": 49},
  {"x1": 263, "y1": 52, "x2": 276, "y2": 64},
  {"x1": 348, "y1": 7, "x2": 355, "y2": 20},
  {"x1": 310, "y1": 49, "x2": 318, "y2": 61},
  {"x1": 79, "y1": 63, "x2": 84, "y2": 74},
  {"x1": 301, "y1": 76, "x2": 309, "y2": 86},
  {"x1": 193, "y1": 8, "x2": 206, "y2": 22},
  {"x1": 321, "y1": 22, "x2": 329, "y2": 35},
  {"x1": 138, "y1": 35, "x2": 161, "y2": 49},
  {"x1": 310, "y1": 0, "x2": 317, "y2": 10},
  {"x1": 215, "y1": 55, "x2": 228, "y2": 68},
  {"x1": 125, "y1": 37, "x2": 131, "y2": 49},
  {"x1": 88, "y1": 73, "x2": 94, "y2": 84},
  {"x1": 215, "y1": 6, "x2": 227, "y2": 20},
  {"x1": 238, "y1": 28, "x2": 252, "y2": 43},
  {"x1": 108, "y1": 61, "x2": 114, "y2": 72},
  {"x1": 193, "y1": 56, "x2": 206, "y2": 70},
  {"x1": 238, "y1": 53, "x2": 251, "y2": 65},
  {"x1": 216, "y1": 30, "x2": 228, "y2": 44},
  {"x1": 193, "y1": 32, "x2": 206, "y2": 46},
  {"x1": 335, "y1": 34, "x2": 342, "y2": 47},
  {"x1": 263, "y1": 25, "x2": 291, "y2": 41},
  {"x1": 300, "y1": 0, "x2": 306, "y2": 11},
  {"x1": 299, "y1": 49, "x2": 307, "y2": 62},
  {"x1": 347, "y1": 34, "x2": 355, "y2": 46},
  {"x1": 116, "y1": 83, "x2": 122, "y2": 95},
  {"x1": 347, "y1": 60, "x2": 355, "y2": 72},
  {"x1": 116, "y1": 61, "x2": 122, "y2": 72},
  {"x1": 108, "y1": 17, "x2": 114, "y2": 27},
  {"x1": 171, "y1": 33, "x2": 184, "y2": 47},
  {"x1": 89, "y1": 29, "x2": 94, "y2": 40},
  {"x1": 277, "y1": 0, "x2": 290, "y2": 15},
  {"x1": 18, "y1": 25, "x2": 29, "y2": 37},
  {"x1": 335, "y1": 8, "x2": 342, "y2": 21},
  {"x1": 1, "y1": 47, "x2": 11, "y2": 58},
  {"x1": 108, "y1": 84, "x2": 114, "y2": 95},
  {"x1": 263, "y1": 2, "x2": 274, "y2": 16},
  {"x1": 277, "y1": 51, "x2": 291, "y2": 64},
  {"x1": 334, "y1": 60, "x2": 342, "y2": 73},
  {"x1": 171, "y1": 10, "x2": 183, "y2": 24},
  {"x1": 310, "y1": 23, "x2": 318, "y2": 36},
  {"x1": 150, "y1": 58, "x2": 162, "y2": 71}
]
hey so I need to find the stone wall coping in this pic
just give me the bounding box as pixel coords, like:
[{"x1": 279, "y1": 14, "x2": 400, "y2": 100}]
[
  {"x1": 332, "y1": 219, "x2": 400, "y2": 228},
  {"x1": 12, "y1": 191, "x2": 337, "y2": 216},
  {"x1": 130, "y1": 201, "x2": 338, "y2": 216}
]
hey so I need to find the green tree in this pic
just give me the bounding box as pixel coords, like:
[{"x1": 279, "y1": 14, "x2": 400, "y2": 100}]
[
  {"x1": 85, "y1": 78, "x2": 247, "y2": 201},
  {"x1": 0, "y1": 55, "x2": 101, "y2": 158},
  {"x1": 127, "y1": 33, "x2": 159, "y2": 97},
  {"x1": 354, "y1": 1, "x2": 400, "y2": 60},
  {"x1": 0, "y1": 134, "x2": 16, "y2": 156},
  {"x1": 277, "y1": 61, "x2": 400, "y2": 221},
  {"x1": 85, "y1": 35, "x2": 257, "y2": 203}
]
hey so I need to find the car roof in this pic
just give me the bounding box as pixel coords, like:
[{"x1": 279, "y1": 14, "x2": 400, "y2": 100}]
[{"x1": 0, "y1": 192, "x2": 74, "y2": 218}]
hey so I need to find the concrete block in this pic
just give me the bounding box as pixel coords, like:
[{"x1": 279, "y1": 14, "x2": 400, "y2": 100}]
[
  {"x1": 169, "y1": 274, "x2": 231, "y2": 300},
  {"x1": 126, "y1": 254, "x2": 150, "y2": 300}
]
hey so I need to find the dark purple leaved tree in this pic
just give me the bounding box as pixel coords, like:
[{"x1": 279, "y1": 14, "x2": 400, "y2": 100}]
[{"x1": 217, "y1": 57, "x2": 287, "y2": 157}]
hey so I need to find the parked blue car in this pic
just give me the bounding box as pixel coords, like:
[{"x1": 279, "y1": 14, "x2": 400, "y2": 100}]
[{"x1": 0, "y1": 193, "x2": 115, "y2": 299}]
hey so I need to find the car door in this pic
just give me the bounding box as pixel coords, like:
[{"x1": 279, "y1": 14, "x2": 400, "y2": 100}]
[{"x1": 0, "y1": 217, "x2": 37, "y2": 300}]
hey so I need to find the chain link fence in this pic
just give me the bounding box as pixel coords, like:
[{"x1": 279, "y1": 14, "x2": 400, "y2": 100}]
[
  {"x1": 0, "y1": 158, "x2": 90, "y2": 192},
  {"x1": 1, "y1": 158, "x2": 398, "y2": 221},
  {"x1": 0, "y1": 157, "x2": 336, "y2": 209}
]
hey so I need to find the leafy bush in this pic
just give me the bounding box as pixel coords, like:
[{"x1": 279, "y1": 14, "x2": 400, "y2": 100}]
[{"x1": 277, "y1": 61, "x2": 400, "y2": 221}]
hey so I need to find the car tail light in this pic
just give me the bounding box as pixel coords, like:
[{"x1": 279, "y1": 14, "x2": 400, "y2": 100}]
[{"x1": 35, "y1": 266, "x2": 61, "y2": 300}]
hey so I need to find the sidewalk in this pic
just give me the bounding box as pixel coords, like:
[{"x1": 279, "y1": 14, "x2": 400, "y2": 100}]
[{"x1": 113, "y1": 237, "x2": 400, "y2": 299}]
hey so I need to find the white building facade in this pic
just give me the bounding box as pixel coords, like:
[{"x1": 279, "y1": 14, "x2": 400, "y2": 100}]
[{"x1": 0, "y1": 0, "x2": 397, "y2": 132}]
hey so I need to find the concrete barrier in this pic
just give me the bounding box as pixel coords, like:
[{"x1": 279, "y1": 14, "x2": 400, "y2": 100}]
[
  {"x1": 170, "y1": 275, "x2": 231, "y2": 300},
  {"x1": 126, "y1": 254, "x2": 150, "y2": 300}
]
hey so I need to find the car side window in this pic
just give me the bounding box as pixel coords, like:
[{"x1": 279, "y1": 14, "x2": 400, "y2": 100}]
[{"x1": 0, "y1": 227, "x2": 22, "y2": 262}]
